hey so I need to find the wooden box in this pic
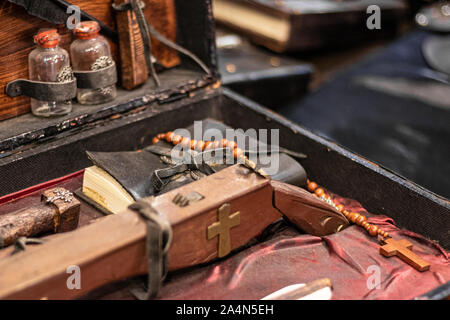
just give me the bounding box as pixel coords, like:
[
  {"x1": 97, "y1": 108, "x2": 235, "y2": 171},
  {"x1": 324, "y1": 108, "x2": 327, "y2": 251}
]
[{"x1": 0, "y1": 0, "x2": 448, "y2": 299}]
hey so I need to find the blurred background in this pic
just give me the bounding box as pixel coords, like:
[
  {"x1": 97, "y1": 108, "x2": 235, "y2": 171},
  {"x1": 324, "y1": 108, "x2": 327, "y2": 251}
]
[{"x1": 214, "y1": 0, "x2": 450, "y2": 199}]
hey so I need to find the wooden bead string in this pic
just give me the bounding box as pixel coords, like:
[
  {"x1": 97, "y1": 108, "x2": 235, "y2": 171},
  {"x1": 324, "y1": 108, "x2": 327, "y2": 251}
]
[
  {"x1": 306, "y1": 179, "x2": 390, "y2": 239},
  {"x1": 153, "y1": 131, "x2": 245, "y2": 159},
  {"x1": 152, "y1": 132, "x2": 270, "y2": 178},
  {"x1": 153, "y1": 131, "x2": 388, "y2": 238}
]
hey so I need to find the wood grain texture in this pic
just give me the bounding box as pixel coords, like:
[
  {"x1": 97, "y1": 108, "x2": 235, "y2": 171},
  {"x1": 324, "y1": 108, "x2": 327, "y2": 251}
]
[
  {"x1": 0, "y1": 0, "x2": 179, "y2": 120},
  {"x1": 114, "y1": 0, "x2": 149, "y2": 89},
  {"x1": 0, "y1": 187, "x2": 80, "y2": 247},
  {"x1": 0, "y1": 165, "x2": 279, "y2": 299},
  {"x1": 0, "y1": 166, "x2": 352, "y2": 299},
  {"x1": 271, "y1": 180, "x2": 349, "y2": 236}
]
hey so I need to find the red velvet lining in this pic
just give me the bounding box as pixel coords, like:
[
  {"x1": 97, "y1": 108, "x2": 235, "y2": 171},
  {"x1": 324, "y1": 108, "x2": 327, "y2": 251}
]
[{"x1": 0, "y1": 170, "x2": 84, "y2": 206}]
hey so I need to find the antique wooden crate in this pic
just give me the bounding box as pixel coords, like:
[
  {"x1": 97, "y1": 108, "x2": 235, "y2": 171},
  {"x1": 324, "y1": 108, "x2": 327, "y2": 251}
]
[{"x1": 0, "y1": 0, "x2": 448, "y2": 299}]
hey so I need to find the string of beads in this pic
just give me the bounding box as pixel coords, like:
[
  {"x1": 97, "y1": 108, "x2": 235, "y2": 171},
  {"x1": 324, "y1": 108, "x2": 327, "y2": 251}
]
[
  {"x1": 152, "y1": 132, "x2": 269, "y2": 178},
  {"x1": 306, "y1": 179, "x2": 389, "y2": 239},
  {"x1": 153, "y1": 132, "x2": 245, "y2": 159},
  {"x1": 153, "y1": 131, "x2": 390, "y2": 239}
]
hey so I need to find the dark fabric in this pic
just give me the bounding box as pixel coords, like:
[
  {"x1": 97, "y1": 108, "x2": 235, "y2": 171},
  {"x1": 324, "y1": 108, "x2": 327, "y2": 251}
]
[{"x1": 277, "y1": 30, "x2": 450, "y2": 199}]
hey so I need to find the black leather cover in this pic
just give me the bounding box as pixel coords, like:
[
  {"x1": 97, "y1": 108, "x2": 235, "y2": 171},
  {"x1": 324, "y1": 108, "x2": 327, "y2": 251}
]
[{"x1": 86, "y1": 119, "x2": 307, "y2": 201}]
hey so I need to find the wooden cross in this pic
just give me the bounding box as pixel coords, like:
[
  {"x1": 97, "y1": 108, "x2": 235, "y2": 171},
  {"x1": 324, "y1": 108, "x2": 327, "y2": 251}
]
[
  {"x1": 380, "y1": 238, "x2": 430, "y2": 272},
  {"x1": 207, "y1": 203, "x2": 240, "y2": 258}
]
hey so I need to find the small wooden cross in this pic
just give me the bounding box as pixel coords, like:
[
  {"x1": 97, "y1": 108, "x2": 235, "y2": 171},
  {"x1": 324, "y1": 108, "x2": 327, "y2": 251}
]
[
  {"x1": 380, "y1": 238, "x2": 430, "y2": 272},
  {"x1": 207, "y1": 203, "x2": 240, "y2": 258}
]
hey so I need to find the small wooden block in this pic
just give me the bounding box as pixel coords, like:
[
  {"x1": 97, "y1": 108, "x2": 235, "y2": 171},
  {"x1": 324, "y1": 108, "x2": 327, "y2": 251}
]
[
  {"x1": 380, "y1": 238, "x2": 430, "y2": 272},
  {"x1": 42, "y1": 188, "x2": 80, "y2": 233}
]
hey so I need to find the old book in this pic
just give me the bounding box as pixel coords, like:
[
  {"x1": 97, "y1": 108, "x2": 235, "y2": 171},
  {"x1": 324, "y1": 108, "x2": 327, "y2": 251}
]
[
  {"x1": 81, "y1": 120, "x2": 307, "y2": 214},
  {"x1": 213, "y1": 0, "x2": 407, "y2": 52},
  {"x1": 82, "y1": 166, "x2": 134, "y2": 214}
]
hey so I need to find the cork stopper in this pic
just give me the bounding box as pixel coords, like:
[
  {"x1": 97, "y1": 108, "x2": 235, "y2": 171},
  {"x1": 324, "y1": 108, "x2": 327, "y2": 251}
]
[
  {"x1": 74, "y1": 21, "x2": 101, "y2": 40},
  {"x1": 34, "y1": 29, "x2": 60, "y2": 48}
]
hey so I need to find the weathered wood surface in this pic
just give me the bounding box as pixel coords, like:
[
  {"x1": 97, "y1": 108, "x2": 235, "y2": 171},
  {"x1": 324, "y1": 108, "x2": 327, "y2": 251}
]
[
  {"x1": 0, "y1": 188, "x2": 80, "y2": 247},
  {"x1": 0, "y1": 165, "x2": 348, "y2": 299},
  {"x1": 271, "y1": 180, "x2": 349, "y2": 236},
  {"x1": 114, "y1": 0, "x2": 149, "y2": 89},
  {"x1": 0, "y1": 0, "x2": 179, "y2": 120}
]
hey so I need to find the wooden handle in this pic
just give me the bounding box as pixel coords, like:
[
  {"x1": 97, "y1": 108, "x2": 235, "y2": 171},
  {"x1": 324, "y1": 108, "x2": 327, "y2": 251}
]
[
  {"x1": 0, "y1": 204, "x2": 56, "y2": 248},
  {"x1": 0, "y1": 188, "x2": 80, "y2": 248},
  {"x1": 114, "y1": 0, "x2": 149, "y2": 90},
  {"x1": 271, "y1": 180, "x2": 349, "y2": 236}
]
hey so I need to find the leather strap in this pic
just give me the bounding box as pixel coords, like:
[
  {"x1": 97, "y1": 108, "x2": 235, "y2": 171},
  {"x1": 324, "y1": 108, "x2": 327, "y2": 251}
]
[
  {"x1": 112, "y1": 0, "x2": 211, "y2": 81},
  {"x1": 111, "y1": 0, "x2": 145, "y2": 11},
  {"x1": 150, "y1": 150, "x2": 217, "y2": 193},
  {"x1": 5, "y1": 78, "x2": 77, "y2": 101},
  {"x1": 128, "y1": 198, "x2": 172, "y2": 299},
  {"x1": 74, "y1": 63, "x2": 118, "y2": 89},
  {"x1": 130, "y1": 0, "x2": 160, "y2": 87}
]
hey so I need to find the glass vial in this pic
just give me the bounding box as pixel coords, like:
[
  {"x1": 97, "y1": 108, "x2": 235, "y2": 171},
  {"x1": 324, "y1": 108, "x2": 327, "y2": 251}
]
[
  {"x1": 70, "y1": 21, "x2": 117, "y2": 105},
  {"x1": 29, "y1": 29, "x2": 73, "y2": 117}
]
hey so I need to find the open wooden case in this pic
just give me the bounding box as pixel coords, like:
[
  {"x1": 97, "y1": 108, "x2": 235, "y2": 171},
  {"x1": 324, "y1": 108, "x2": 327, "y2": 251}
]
[{"x1": 0, "y1": 0, "x2": 448, "y2": 300}]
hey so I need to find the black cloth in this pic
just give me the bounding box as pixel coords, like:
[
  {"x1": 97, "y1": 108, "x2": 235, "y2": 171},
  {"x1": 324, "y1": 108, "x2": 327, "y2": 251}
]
[{"x1": 277, "y1": 30, "x2": 450, "y2": 199}]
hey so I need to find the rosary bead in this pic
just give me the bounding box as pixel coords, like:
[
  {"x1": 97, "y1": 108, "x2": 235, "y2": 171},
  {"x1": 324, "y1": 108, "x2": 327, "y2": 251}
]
[
  {"x1": 165, "y1": 132, "x2": 174, "y2": 142},
  {"x1": 314, "y1": 188, "x2": 324, "y2": 197},
  {"x1": 298, "y1": 176, "x2": 390, "y2": 239},
  {"x1": 347, "y1": 212, "x2": 359, "y2": 223},
  {"x1": 234, "y1": 147, "x2": 244, "y2": 159},
  {"x1": 307, "y1": 182, "x2": 318, "y2": 192},
  {"x1": 181, "y1": 137, "x2": 191, "y2": 148},
  {"x1": 355, "y1": 215, "x2": 366, "y2": 225},
  {"x1": 172, "y1": 135, "x2": 182, "y2": 145},
  {"x1": 196, "y1": 140, "x2": 206, "y2": 151},
  {"x1": 190, "y1": 140, "x2": 197, "y2": 149},
  {"x1": 367, "y1": 225, "x2": 378, "y2": 237},
  {"x1": 221, "y1": 139, "x2": 228, "y2": 147},
  {"x1": 227, "y1": 141, "x2": 237, "y2": 149},
  {"x1": 157, "y1": 133, "x2": 165, "y2": 139},
  {"x1": 205, "y1": 141, "x2": 213, "y2": 150},
  {"x1": 152, "y1": 137, "x2": 160, "y2": 144}
]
